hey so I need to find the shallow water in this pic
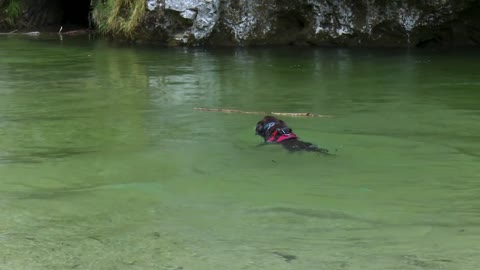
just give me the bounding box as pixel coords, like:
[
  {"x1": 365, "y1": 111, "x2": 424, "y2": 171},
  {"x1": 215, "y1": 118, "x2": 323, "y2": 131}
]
[{"x1": 1, "y1": 36, "x2": 480, "y2": 270}]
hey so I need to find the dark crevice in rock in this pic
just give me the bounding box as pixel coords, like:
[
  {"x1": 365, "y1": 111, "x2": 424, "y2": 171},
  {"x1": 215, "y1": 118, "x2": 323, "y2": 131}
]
[
  {"x1": 59, "y1": 0, "x2": 91, "y2": 26},
  {"x1": 462, "y1": 0, "x2": 480, "y2": 46},
  {"x1": 164, "y1": 9, "x2": 195, "y2": 32},
  {"x1": 269, "y1": 4, "x2": 314, "y2": 46},
  {"x1": 2, "y1": 0, "x2": 92, "y2": 31},
  {"x1": 277, "y1": 13, "x2": 307, "y2": 33},
  {"x1": 416, "y1": 34, "x2": 443, "y2": 48},
  {"x1": 468, "y1": 28, "x2": 480, "y2": 45},
  {"x1": 370, "y1": 21, "x2": 407, "y2": 46}
]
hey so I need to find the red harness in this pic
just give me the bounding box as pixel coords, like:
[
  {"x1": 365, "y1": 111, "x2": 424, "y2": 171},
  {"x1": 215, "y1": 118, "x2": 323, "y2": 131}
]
[{"x1": 267, "y1": 129, "x2": 297, "y2": 143}]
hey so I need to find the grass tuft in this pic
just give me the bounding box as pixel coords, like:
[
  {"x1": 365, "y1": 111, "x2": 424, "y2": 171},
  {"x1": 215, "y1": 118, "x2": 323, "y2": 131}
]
[
  {"x1": 3, "y1": 0, "x2": 23, "y2": 26},
  {"x1": 92, "y1": 0, "x2": 146, "y2": 38}
]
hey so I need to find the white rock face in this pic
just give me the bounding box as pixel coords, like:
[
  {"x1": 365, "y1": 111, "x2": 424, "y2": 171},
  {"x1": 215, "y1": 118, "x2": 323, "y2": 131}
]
[
  {"x1": 146, "y1": 0, "x2": 160, "y2": 11},
  {"x1": 140, "y1": 0, "x2": 479, "y2": 46},
  {"x1": 164, "y1": 0, "x2": 220, "y2": 40}
]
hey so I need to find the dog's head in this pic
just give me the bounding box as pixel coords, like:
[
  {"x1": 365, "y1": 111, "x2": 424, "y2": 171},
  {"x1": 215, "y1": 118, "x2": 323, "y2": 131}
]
[{"x1": 255, "y1": 116, "x2": 291, "y2": 139}]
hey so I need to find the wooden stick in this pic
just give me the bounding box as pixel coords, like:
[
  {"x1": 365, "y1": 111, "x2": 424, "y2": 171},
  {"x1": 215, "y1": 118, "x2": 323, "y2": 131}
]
[
  {"x1": 194, "y1": 107, "x2": 333, "y2": 118},
  {"x1": 62, "y1": 29, "x2": 92, "y2": 35},
  {"x1": 0, "y1": 31, "x2": 40, "y2": 35}
]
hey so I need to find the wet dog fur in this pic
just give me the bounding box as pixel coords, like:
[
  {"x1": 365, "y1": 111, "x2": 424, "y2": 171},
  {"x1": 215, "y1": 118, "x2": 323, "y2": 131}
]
[{"x1": 255, "y1": 116, "x2": 329, "y2": 154}]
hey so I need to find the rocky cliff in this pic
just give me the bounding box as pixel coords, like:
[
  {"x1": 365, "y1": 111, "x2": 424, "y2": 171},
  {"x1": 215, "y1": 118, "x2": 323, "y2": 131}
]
[
  {"x1": 1, "y1": 0, "x2": 479, "y2": 47},
  {"x1": 143, "y1": 0, "x2": 480, "y2": 47}
]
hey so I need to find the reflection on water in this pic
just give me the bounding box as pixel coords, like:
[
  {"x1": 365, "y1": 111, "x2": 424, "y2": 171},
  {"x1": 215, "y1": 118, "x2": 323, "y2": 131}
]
[{"x1": 1, "y1": 37, "x2": 480, "y2": 269}]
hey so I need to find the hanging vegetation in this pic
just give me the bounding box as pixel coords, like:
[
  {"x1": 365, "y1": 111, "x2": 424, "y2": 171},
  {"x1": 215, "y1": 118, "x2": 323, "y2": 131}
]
[
  {"x1": 2, "y1": 0, "x2": 23, "y2": 26},
  {"x1": 91, "y1": 0, "x2": 146, "y2": 38}
]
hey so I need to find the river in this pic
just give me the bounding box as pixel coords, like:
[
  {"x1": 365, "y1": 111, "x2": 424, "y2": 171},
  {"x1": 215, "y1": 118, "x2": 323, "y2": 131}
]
[{"x1": 1, "y1": 36, "x2": 479, "y2": 269}]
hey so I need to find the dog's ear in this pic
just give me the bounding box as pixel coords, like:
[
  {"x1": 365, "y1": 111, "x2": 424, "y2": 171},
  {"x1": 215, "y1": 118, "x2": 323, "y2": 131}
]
[{"x1": 263, "y1": 116, "x2": 278, "y2": 123}]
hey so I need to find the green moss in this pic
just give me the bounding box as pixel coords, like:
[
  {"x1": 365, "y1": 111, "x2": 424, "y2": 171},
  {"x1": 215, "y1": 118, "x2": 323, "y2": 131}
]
[{"x1": 91, "y1": 0, "x2": 146, "y2": 38}]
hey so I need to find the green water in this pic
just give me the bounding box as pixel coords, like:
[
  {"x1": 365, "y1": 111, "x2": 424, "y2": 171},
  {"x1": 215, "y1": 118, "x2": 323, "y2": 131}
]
[{"x1": 1, "y1": 36, "x2": 480, "y2": 270}]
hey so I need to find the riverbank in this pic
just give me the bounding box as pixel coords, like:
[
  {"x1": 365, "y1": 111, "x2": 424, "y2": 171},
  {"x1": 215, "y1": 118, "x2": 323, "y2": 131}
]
[{"x1": 1, "y1": 0, "x2": 479, "y2": 48}]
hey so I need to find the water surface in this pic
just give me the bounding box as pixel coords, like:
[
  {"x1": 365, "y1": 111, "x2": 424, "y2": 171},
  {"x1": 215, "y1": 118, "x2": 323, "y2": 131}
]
[{"x1": 1, "y1": 36, "x2": 480, "y2": 270}]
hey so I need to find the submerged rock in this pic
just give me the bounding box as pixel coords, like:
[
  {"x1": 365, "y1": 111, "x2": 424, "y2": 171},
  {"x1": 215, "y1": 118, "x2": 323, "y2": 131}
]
[{"x1": 273, "y1": 251, "x2": 297, "y2": 262}]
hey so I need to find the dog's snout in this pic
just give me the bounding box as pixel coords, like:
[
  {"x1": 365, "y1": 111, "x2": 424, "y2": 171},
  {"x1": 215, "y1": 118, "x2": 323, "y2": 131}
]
[{"x1": 255, "y1": 124, "x2": 263, "y2": 135}]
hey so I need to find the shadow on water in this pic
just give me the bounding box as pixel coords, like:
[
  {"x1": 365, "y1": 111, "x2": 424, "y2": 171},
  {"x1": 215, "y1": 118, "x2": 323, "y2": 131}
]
[{"x1": 0, "y1": 147, "x2": 97, "y2": 164}]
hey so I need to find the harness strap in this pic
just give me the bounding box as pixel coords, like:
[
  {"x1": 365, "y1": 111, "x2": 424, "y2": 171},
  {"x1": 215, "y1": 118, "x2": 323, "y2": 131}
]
[{"x1": 267, "y1": 128, "x2": 297, "y2": 143}]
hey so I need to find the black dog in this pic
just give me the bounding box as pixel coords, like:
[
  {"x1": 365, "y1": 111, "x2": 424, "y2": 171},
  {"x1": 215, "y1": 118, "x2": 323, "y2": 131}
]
[{"x1": 255, "y1": 116, "x2": 329, "y2": 154}]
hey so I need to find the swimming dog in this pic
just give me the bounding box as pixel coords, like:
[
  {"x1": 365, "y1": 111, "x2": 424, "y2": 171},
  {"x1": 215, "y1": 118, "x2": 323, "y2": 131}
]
[{"x1": 255, "y1": 116, "x2": 329, "y2": 154}]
